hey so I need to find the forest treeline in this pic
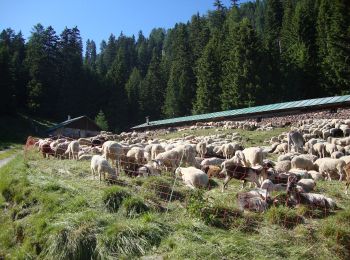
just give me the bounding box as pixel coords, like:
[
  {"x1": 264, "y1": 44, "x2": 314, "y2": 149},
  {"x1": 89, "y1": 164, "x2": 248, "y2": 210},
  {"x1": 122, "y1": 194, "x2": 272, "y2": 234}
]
[{"x1": 0, "y1": 0, "x2": 349, "y2": 131}]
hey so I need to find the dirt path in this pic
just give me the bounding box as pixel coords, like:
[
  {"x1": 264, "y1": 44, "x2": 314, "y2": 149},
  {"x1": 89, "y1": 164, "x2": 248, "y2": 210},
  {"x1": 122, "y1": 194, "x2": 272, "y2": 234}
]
[{"x1": 0, "y1": 155, "x2": 16, "y2": 168}]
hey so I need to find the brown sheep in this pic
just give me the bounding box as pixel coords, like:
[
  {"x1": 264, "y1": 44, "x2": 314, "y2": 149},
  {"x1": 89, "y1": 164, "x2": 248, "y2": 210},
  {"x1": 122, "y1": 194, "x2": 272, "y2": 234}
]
[{"x1": 201, "y1": 165, "x2": 225, "y2": 179}]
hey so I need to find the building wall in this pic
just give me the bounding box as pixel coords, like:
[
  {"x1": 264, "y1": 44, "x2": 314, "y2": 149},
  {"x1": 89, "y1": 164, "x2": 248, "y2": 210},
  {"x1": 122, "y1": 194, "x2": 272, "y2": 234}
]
[{"x1": 50, "y1": 127, "x2": 100, "y2": 138}]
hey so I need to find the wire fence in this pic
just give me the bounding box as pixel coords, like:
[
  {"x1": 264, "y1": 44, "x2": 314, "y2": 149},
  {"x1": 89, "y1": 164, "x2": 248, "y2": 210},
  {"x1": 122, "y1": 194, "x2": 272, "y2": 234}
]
[{"x1": 23, "y1": 135, "x2": 348, "y2": 230}]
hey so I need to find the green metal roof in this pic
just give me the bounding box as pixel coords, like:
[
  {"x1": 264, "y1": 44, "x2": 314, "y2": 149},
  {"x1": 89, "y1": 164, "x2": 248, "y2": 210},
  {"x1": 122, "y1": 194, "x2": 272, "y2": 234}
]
[{"x1": 131, "y1": 94, "x2": 350, "y2": 129}]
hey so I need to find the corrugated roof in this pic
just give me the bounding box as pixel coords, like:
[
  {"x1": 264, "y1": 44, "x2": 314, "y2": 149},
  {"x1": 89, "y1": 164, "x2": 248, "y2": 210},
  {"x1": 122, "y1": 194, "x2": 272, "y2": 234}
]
[
  {"x1": 131, "y1": 94, "x2": 350, "y2": 129},
  {"x1": 47, "y1": 115, "x2": 99, "y2": 132}
]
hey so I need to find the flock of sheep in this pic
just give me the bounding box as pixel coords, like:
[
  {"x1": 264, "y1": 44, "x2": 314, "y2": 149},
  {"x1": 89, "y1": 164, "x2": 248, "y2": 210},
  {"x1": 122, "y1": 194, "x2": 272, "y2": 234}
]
[{"x1": 33, "y1": 117, "x2": 350, "y2": 213}]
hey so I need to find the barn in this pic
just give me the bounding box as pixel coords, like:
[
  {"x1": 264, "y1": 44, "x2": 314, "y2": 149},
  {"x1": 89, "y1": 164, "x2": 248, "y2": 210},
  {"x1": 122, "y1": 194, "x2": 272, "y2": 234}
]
[{"x1": 47, "y1": 115, "x2": 101, "y2": 138}]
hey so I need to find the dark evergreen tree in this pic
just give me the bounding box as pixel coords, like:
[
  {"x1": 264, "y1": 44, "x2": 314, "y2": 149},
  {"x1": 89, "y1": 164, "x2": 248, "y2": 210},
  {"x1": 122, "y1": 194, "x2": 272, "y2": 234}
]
[
  {"x1": 25, "y1": 24, "x2": 60, "y2": 117},
  {"x1": 317, "y1": 0, "x2": 350, "y2": 95},
  {"x1": 193, "y1": 38, "x2": 222, "y2": 114},
  {"x1": 221, "y1": 18, "x2": 263, "y2": 109}
]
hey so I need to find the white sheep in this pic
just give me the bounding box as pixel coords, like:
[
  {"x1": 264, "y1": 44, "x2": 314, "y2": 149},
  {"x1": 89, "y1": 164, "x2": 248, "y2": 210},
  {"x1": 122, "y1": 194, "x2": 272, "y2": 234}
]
[
  {"x1": 154, "y1": 149, "x2": 181, "y2": 171},
  {"x1": 291, "y1": 156, "x2": 315, "y2": 171},
  {"x1": 243, "y1": 147, "x2": 264, "y2": 167},
  {"x1": 151, "y1": 144, "x2": 165, "y2": 160},
  {"x1": 102, "y1": 141, "x2": 123, "y2": 167},
  {"x1": 313, "y1": 142, "x2": 325, "y2": 158},
  {"x1": 274, "y1": 160, "x2": 291, "y2": 173},
  {"x1": 318, "y1": 158, "x2": 346, "y2": 181},
  {"x1": 196, "y1": 141, "x2": 207, "y2": 158},
  {"x1": 91, "y1": 155, "x2": 118, "y2": 182},
  {"x1": 65, "y1": 140, "x2": 79, "y2": 160},
  {"x1": 200, "y1": 157, "x2": 225, "y2": 167},
  {"x1": 331, "y1": 151, "x2": 344, "y2": 159},
  {"x1": 175, "y1": 167, "x2": 209, "y2": 189}
]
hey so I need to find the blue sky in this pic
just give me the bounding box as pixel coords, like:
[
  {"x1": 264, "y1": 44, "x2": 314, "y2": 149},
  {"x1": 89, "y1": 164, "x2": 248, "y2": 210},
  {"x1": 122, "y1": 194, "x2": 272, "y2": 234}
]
[{"x1": 0, "y1": 0, "x2": 245, "y2": 48}]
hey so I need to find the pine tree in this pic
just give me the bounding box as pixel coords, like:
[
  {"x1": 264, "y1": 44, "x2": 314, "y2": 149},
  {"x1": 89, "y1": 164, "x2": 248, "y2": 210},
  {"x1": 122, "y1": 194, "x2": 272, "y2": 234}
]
[
  {"x1": 140, "y1": 49, "x2": 165, "y2": 119},
  {"x1": 25, "y1": 24, "x2": 60, "y2": 117},
  {"x1": 221, "y1": 18, "x2": 263, "y2": 110},
  {"x1": 193, "y1": 38, "x2": 222, "y2": 114},
  {"x1": 95, "y1": 110, "x2": 109, "y2": 130},
  {"x1": 317, "y1": 0, "x2": 350, "y2": 95},
  {"x1": 125, "y1": 67, "x2": 142, "y2": 123}
]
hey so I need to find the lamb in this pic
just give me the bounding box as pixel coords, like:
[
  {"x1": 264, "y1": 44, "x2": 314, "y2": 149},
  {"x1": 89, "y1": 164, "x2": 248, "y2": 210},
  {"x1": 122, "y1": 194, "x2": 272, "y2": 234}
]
[
  {"x1": 90, "y1": 155, "x2": 118, "y2": 182},
  {"x1": 65, "y1": 140, "x2": 79, "y2": 160},
  {"x1": 175, "y1": 167, "x2": 209, "y2": 189},
  {"x1": 196, "y1": 141, "x2": 207, "y2": 158},
  {"x1": 318, "y1": 158, "x2": 346, "y2": 181}
]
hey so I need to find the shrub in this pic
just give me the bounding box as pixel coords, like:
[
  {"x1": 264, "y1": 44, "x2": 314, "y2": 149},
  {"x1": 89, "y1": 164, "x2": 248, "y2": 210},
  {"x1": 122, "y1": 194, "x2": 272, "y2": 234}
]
[
  {"x1": 186, "y1": 190, "x2": 242, "y2": 229},
  {"x1": 122, "y1": 197, "x2": 149, "y2": 218},
  {"x1": 96, "y1": 220, "x2": 170, "y2": 258},
  {"x1": 141, "y1": 176, "x2": 185, "y2": 202},
  {"x1": 266, "y1": 206, "x2": 303, "y2": 229},
  {"x1": 102, "y1": 186, "x2": 130, "y2": 213}
]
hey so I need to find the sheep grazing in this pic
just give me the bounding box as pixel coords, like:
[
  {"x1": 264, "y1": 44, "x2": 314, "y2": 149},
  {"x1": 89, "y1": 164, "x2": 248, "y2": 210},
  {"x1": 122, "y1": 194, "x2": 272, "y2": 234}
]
[
  {"x1": 274, "y1": 160, "x2": 291, "y2": 173},
  {"x1": 40, "y1": 142, "x2": 55, "y2": 158},
  {"x1": 137, "y1": 162, "x2": 161, "y2": 177},
  {"x1": 290, "y1": 156, "x2": 315, "y2": 171},
  {"x1": 154, "y1": 149, "x2": 181, "y2": 171},
  {"x1": 65, "y1": 140, "x2": 79, "y2": 160},
  {"x1": 151, "y1": 144, "x2": 165, "y2": 160},
  {"x1": 175, "y1": 167, "x2": 209, "y2": 189},
  {"x1": 220, "y1": 163, "x2": 267, "y2": 191},
  {"x1": 102, "y1": 141, "x2": 123, "y2": 167},
  {"x1": 201, "y1": 165, "x2": 224, "y2": 179},
  {"x1": 242, "y1": 147, "x2": 264, "y2": 167},
  {"x1": 286, "y1": 175, "x2": 338, "y2": 210},
  {"x1": 317, "y1": 158, "x2": 346, "y2": 181},
  {"x1": 200, "y1": 157, "x2": 225, "y2": 167},
  {"x1": 91, "y1": 155, "x2": 118, "y2": 182}
]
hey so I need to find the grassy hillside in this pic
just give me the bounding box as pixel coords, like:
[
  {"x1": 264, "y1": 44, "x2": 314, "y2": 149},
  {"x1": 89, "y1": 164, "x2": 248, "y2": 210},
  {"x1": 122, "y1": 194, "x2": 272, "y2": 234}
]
[{"x1": 1, "y1": 128, "x2": 349, "y2": 259}]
